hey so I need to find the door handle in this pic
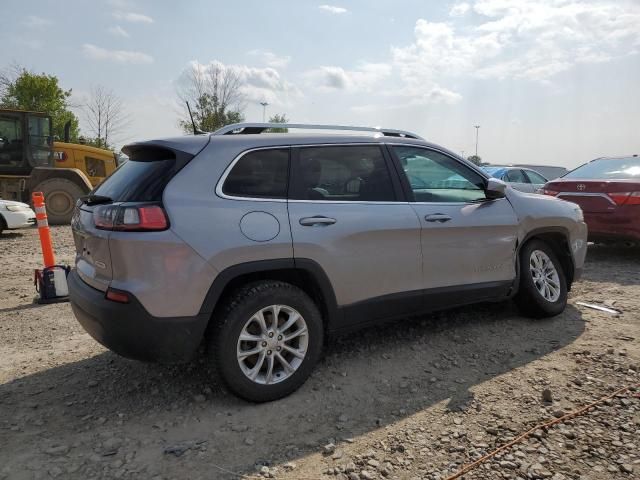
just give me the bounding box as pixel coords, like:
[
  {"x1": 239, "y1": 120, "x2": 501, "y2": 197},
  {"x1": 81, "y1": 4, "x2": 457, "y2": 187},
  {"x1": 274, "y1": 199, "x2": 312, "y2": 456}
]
[
  {"x1": 425, "y1": 213, "x2": 452, "y2": 223},
  {"x1": 299, "y1": 216, "x2": 337, "y2": 226}
]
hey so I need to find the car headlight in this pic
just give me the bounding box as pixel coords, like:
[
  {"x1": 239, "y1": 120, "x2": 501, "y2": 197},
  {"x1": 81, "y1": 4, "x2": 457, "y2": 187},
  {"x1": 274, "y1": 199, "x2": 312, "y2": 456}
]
[{"x1": 5, "y1": 204, "x2": 31, "y2": 212}]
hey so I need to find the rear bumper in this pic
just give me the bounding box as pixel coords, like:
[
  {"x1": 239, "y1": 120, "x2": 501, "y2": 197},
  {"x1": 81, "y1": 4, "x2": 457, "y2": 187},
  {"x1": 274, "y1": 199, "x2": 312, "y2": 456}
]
[
  {"x1": 584, "y1": 212, "x2": 640, "y2": 242},
  {"x1": 68, "y1": 270, "x2": 209, "y2": 363}
]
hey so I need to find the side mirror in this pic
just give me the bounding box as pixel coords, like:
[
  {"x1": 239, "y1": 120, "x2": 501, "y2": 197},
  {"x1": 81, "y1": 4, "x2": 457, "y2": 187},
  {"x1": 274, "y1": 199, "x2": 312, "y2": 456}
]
[{"x1": 485, "y1": 178, "x2": 507, "y2": 199}]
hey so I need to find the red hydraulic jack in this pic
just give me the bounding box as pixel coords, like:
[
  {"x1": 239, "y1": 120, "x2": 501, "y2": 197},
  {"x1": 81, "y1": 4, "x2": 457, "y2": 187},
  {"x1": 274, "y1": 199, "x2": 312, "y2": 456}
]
[{"x1": 32, "y1": 192, "x2": 70, "y2": 304}]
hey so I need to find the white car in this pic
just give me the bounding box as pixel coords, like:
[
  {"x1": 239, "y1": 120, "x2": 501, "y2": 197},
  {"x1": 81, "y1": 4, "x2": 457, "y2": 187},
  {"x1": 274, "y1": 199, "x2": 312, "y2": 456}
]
[{"x1": 0, "y1": 199, "x2": 36, "y2": 234}]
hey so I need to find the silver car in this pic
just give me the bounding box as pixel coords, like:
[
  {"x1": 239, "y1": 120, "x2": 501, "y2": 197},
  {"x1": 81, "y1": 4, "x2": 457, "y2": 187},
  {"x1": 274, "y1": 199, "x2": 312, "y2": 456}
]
[
  {"x1": 482, "y1": 166, "x2": 549, "y2": 193},
  {"x1": 68, "y1": 123, "x2": 588, "y2": 402}
]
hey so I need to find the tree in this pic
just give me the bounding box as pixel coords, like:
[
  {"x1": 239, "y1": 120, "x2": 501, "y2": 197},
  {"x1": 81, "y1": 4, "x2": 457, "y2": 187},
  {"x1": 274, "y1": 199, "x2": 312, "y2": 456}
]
[
  {"x1": 177, "y1": 63, "x2": 245, "y2": 133},
  {"x1": 467, "y1": 155, "x2": 482, "y2": 165},
  {"x1": 267, "y1": 113, "x2": 288, "y2": 133},
  {"x1": 84, "y1": 85, "x2": 129, "y2": 149},
  {"x1": 0, "y1": 66, "x2": 79, "y2": 141}
]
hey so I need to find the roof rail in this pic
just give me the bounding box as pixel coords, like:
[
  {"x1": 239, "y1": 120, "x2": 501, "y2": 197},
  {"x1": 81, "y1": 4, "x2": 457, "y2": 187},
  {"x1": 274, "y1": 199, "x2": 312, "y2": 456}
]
[{"x1": 211, "y1": 122, "x2": 424, "y2": 140}]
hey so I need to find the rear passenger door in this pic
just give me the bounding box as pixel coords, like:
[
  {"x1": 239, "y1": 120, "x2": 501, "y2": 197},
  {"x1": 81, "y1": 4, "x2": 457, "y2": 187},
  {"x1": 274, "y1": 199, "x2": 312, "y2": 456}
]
[{"x1": 288, "y1": 144, "x2": 422, "y2": 327}]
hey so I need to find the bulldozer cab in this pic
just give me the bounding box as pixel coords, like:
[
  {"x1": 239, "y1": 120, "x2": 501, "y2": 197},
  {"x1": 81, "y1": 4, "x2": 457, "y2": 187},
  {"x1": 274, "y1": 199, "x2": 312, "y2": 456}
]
[{"x1": 0, "y1": 110, "x2": 53, "y2": 174}]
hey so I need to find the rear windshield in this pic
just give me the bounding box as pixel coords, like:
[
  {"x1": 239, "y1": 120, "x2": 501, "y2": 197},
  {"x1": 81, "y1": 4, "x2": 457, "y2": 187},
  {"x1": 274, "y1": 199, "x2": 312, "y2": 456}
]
[
  {"x1": 93, "y1": 159, "x2": 175, "y2": 202},
  {"x1": 565, "y1": 157, "x2": 640, "y2": 180}
]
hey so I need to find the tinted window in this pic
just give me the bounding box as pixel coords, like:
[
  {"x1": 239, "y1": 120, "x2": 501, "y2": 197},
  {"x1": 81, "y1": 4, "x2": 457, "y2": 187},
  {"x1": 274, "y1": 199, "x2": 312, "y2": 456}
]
[
  {"x1": 564, "y1": 157, "x2": 640, "y2": 180},
  {"x1": 505, "y1": 169, "x2": 529, "y2": 183},
  {"x1": 223, "y1": 148, "x2": 289, "y2": 198},
  {"x1": 0, "y1": 115, "x2": 23, "y2": 168},
  {"x1": 393, "y1": 146, "x2": 486, "y2": 203},
  {"x1": 292, "y1": 145, "x2": 395, "y2": 201},
  {"x1": 524, "y1": 170, "x2": 548, "y2": 184},
  {"x1": 94, "y1": 159, "x2": 176, "y2": 202}
]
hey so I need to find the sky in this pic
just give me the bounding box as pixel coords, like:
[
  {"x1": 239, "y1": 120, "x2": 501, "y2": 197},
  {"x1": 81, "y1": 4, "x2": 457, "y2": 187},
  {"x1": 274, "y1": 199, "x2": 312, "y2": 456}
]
[{"x1": 2, "y1": 0, "x2": 639, "y2": 168}]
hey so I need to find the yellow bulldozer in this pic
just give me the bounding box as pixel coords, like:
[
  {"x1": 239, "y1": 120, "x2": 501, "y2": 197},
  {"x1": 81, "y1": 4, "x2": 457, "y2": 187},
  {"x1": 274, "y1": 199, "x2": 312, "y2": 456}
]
[{"x1": 0, "y1": 109, "x2": 118, "y2": 223}]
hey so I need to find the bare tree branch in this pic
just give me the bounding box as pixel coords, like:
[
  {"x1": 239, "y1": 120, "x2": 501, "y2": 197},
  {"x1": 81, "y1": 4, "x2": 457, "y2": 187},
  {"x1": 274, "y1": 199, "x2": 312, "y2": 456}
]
[{"x1": 83, "y1": 85, "x2": 130, "y2": 149}]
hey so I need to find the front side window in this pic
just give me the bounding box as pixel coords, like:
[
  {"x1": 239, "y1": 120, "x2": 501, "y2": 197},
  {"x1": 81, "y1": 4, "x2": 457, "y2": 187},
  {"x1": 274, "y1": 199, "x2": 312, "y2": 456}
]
[
  {"x1": 505, "y1": 169, "x2": 529, "y2": 183},
  {"x1": 525, "y1": 170, "x2": 548, "y2": 184},
  {"x1": 393, "y1": 146, "x2": 486, "y2": 203},
  {"x1": 222, "y1": 148, "x2": 289, "y2": 198},
  {"x1": 292, "y1": 145, "x2": 395, "y2": 201},
  {"x1": 0, "y1": 115, "x2": 23, "y2": 167}
]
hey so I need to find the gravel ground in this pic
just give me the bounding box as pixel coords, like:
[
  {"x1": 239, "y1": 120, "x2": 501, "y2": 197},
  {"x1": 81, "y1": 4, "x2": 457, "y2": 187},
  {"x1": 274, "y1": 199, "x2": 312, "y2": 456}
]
[{"x1": 0, "y1": 226, "x2": 638, "y2": 480}]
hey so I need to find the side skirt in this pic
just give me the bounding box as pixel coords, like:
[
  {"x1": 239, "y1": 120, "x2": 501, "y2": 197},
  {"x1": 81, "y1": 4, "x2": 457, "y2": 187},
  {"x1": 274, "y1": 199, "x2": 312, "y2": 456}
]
[{"x1": 331, "y1": 280, "x2": 513, "y2": 334}]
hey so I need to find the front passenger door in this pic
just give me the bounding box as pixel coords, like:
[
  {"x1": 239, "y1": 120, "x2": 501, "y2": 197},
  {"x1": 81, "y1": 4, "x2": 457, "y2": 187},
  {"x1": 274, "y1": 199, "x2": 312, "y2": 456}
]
[{"x1": 390, "y1": 145, "x2": 519, "y2": 299}]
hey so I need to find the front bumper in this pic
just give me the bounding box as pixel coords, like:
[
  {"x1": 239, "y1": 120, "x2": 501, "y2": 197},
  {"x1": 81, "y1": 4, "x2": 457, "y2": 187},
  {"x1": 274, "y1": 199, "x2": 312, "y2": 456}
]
[
  {"x1": 3, "y1": 210, "x2": 36, "y2": 229},
  {"x1": 68, "y1": 270, "x2": 209, "y2": 363}
]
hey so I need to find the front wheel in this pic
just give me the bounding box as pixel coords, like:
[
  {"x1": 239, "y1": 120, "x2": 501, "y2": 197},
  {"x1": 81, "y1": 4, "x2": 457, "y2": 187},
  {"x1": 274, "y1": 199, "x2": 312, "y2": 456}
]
[
  {"x1": 33, "y1": 178, "x2": 85, "y2": 225},
  {"x1": 514, "y1": 239, "x2": 568, "y2": 318},
  {"x1": 212, "y1": 281, "x2": 324, "y2": 402}
]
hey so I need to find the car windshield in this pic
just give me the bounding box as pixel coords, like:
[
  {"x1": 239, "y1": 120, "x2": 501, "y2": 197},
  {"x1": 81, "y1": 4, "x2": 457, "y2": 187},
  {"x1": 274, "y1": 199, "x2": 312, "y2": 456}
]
[
  {"x1": 564, "y1": 157, "x2": 640, "y2": 179},
  {"x1": 481, "y1": 167, "x2": 503, "y2": 177}
]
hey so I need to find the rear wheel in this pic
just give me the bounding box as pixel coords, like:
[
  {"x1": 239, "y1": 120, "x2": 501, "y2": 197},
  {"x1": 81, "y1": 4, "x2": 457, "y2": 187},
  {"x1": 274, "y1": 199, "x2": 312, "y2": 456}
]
[
  {"x1": 212, "y1": 281, "x2": 323, "y2": 402},
  {"x1": 33, "y1": 178, "x2": 85, "y2": 224},
  {"x1": 515, "y1": 239, "x2": 567, "y2": 318},
  {"x1": 0, "y1": 215, "x2": 6, "y2": 234}
]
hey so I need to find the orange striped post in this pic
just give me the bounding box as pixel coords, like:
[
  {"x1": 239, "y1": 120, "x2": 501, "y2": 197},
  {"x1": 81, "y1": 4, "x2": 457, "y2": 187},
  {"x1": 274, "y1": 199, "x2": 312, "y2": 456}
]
[{"x1": 32, "y1": 192, "x2": 56, "y2": 268}]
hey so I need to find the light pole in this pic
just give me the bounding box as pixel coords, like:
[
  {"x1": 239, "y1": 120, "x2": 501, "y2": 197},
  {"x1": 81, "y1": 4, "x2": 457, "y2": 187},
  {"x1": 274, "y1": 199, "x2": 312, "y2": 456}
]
[
  {"x1": 460, "y1": 150, "x2": 465, "y2": 158},
  {"x1": 474, "y1": 125, "x2": 480, "y2": 158},
  {"x1": 260, "y1": 102, "x2": 269, "y2": 122}
]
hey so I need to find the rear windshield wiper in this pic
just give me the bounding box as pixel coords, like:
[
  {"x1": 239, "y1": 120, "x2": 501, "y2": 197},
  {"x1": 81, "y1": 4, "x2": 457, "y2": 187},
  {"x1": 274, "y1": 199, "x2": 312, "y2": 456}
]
[{"x1": 80, "y1": 194, "x2": 113, "y2": 205}]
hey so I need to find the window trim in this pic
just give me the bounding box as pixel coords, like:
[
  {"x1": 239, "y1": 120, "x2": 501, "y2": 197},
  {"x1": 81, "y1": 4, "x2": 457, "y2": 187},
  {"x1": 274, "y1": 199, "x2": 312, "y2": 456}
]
[
  {"x1": 386, "y1": 143, "x2": 494, "y2": 205},
  {"x1": 289, "y1": 143, "x2": 402, "y2": 203},
  {"x1": 216, "y1": 146, "x2": 291, "y2": 202}
]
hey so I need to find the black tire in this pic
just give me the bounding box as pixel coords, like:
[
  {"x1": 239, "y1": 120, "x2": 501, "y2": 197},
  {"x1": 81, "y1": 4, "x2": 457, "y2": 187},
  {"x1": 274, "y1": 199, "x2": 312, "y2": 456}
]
[
  {"x1": 33, "y1": 178, "x2": 85, "y2": 225},
  {"x1": 515, "y1": 239, "x2": 568, "y2": 318},
  {"x1": 212, "y1": 281, "x2": 324, "y2": 402},
  {"x1": 0, "y1": 215, "x2": 6, "y2": 235}
]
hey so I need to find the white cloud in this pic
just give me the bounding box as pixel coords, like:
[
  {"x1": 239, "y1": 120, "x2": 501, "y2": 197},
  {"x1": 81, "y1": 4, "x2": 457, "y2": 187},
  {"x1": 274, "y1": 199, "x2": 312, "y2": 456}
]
[
  {"x1": 449, "y1": 2, "x2": 471, "y2": 17},
  {"x1": 304, "y1": 63, "x2": 392, "y2": 92},
  {"x1": 24, "y1": 16, "x2": 51, "y2": 28},
  {"x1": 82, "y1": 44, "x2": 153, "y2": 64},
  {"x1": 108, "y1": 25, "x2": 130, "y2": 38},
  {"x1": 393, "y1": 1, "x2": 640, "y2": 83},
  {"x1": 113, "y1": 11, "x2": 154, "y2": 23},
  {"x1": 247, "y1": 49, "x2": 291, "y2": 68},
  {"x1": 318, "y1": 4, "x2": 348, "y2": 14},
  {"x1": 181, "y1": 61, "x2": 302, "y2": 107}
]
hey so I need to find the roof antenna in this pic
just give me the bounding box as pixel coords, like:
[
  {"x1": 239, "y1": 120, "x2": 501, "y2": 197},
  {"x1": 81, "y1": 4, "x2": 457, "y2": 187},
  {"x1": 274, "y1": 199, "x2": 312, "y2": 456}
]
[{"x1": 186, "y1": 101, "x2": 205, "y2": 135}]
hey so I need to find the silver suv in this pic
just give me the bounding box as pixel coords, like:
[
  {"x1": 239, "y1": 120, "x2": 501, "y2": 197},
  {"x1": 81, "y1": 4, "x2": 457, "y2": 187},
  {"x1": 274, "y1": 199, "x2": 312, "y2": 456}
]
[{"x1": 68, "y1": 123, "x2": 587, "y2": 402}]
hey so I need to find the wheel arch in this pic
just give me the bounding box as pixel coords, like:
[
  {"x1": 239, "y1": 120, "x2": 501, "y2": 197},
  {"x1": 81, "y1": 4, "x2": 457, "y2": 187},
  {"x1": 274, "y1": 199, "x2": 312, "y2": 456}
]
[
  {"x1": 517, "y1": 227, "x2": 575, "y2": 291},
  {"x1": 27, "y1": 167, "x2": 93, "y2": 195},
  {"x1": 199, "y1": 258, "x2": 340, "y2": 336}
]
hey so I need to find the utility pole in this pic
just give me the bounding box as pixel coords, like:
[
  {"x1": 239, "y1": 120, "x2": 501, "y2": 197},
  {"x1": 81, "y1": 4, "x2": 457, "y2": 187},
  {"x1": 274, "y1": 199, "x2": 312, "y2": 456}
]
[
  {"x1": 474, "y1": 125, "x2": 480, "y2": 157},
  {"x1": 260, "y1": 102, "x2": 269, "y2": 122}
]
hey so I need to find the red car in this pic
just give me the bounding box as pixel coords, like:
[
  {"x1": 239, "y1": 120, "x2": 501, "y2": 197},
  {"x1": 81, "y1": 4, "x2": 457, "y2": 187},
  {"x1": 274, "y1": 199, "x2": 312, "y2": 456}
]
[{"x1": 541, "y1": 155, "x2": 640, "y2": 243}]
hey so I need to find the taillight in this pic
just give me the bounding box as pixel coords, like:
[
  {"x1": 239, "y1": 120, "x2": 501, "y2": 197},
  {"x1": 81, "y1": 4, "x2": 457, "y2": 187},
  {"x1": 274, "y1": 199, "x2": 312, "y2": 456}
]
[
  {"x1": 608, "y1": 192, "x2": 640, "y2": 206},
  {"x1": 93, "y1": 204, "x2": 169, "y2": 231},
  {"x1": 106, "y1": 288, "x2": 130, "y2": 303}
]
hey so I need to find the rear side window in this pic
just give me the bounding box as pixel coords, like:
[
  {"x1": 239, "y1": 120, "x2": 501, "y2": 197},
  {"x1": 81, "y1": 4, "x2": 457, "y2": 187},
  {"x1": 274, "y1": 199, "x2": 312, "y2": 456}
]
[
  {"x1": 291, "y1": 145, "x2": 395, "y2": 201},
  {"x1": 222, "y1": 148, "x2": 289, "y2": 198},
  {"x1": 94, "y1": 159, "x2": 176, "y2": 202}
]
